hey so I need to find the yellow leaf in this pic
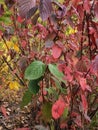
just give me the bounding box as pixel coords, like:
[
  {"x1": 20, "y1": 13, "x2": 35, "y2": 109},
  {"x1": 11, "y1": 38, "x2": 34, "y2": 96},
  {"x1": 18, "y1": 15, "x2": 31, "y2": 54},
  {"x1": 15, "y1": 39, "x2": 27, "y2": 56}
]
[
  {"x1": 65, "y1": 26, "x2": 77, "y2": 36},
  {"x1": 9, "y1": 81, "x2": 20, "y2": 91},
  {"x1": 6, "y1": 41, "x2": 13, "y2": 48},
  {"x1": 13, "y1": 44, "x2": 19, "y2": 52}
]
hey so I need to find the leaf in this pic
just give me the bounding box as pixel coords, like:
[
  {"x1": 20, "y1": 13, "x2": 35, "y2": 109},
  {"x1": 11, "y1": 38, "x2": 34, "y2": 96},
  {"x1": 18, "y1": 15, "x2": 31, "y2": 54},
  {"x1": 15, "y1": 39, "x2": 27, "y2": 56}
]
[
  {"x1": 18, "y1": 0, "x2": 36, "y2": 18},
  {"x1": 79, "y1": 77, "x2": 91, "y2": 92},
  {"x1": 48, "y1": 64, "x2": 65, "y2": 83},
  {"x1": 0, "y1": 106, "x2": 7, "y2": 118},
  {"x1": 62, "y1": 108, "x2": 68, "y2": 119},
  {"x1": 28, "y1": 78, "x2": 42, "y2": 94},
  {"x1": 94, "y1": 2, "x2": 98, "y2": 19},
  {"x1": 16, "y1": 128, "x2": 30, "y2": 130},
  {"x1": 91, "y1": 55, "x2": 98, "y2": 72},
  {"x1": 17, "y1": 16, "x2": 23, "y2": 23},
  {"x1": 20, "y1": 90, "x2": 32, "y2": 108},
  {"x1": 0, "y1": 50, "x2": 4, "y2": 55},
  {"x1": 81, "y1": 94, "x2": 88, "y2": 113},
  {"x1": 13, "y1": 44, "x2": 19, "y2": 52},
  {"x1": 76, "y1": 60, "x2": 87, "y2": 72},
  {"x1": 42, "y1": 102, "x2": 52, "y2": 122},
  {"x1": 31, "y1": 13, "x2": 39, "y2": 25},
  {"x1": 39, "y1": 0, "x2": 53, "y2": 21},
  {"x1": 25, "y1": 61, "x2": 46, "y2": 80},
  {"x1": 83, "y1": 0, "x2": 90, "y2": 14},
  {"x1": 26, "y1": 5, "x2": 38, "y2": 19},
  {"x1": 9, "y1": 81, "x2": 20, "y2": 91},
  {"x1": 5, "y1": 0, "x2": 15, "y2": 9},
  {"x1": 52, "y1": 98, "x2": 66, "y2": 119},
  {"x1": 52, "y1": 44, "x2": 62, "y2": 59}
]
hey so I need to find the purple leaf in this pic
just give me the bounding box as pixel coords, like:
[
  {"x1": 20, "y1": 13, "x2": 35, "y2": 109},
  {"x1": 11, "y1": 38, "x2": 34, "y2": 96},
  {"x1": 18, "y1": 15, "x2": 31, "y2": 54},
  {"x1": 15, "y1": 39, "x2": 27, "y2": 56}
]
[
  {"x1": 17, "y1": 0, "x2": 36, "y2": 18},
  {"x1": 39, "y1": 0, "x2": 53, "y2": 21}
]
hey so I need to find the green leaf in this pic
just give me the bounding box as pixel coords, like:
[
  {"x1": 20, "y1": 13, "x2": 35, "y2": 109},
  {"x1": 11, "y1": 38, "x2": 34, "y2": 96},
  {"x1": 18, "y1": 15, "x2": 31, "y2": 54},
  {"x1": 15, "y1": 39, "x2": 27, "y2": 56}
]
[
  {"x1": 28, "y1": 78, "x2": 41, "y2": 94},
  {"x1": 42, "y1": 102, "x2": 52, "y2": 122},
  {"x1": 25, "y1": 61, "x2": 46, "y2": 80},
  {"x1": 62, "y1": 108, "x2": 68, "y2": 119},
  {"x1": 48, "y1": 64, "x2": 65, "y2": 83},
  {"x1": 20, "y1": 90, "x2": 32, "y2": 108}
]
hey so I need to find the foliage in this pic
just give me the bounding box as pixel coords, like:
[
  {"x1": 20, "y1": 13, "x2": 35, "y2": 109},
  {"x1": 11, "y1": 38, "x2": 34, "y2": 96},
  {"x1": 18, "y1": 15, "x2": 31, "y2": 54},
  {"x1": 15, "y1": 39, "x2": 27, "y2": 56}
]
[{"x1": 0, "y1": 0, "x2": 98, "y2": 129}]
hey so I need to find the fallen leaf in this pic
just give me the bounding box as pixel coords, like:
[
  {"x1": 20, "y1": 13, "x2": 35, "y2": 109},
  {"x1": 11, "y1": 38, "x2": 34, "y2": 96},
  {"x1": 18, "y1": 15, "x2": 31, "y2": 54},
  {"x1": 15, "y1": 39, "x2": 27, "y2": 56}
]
[{"x1": 0, "y1": 106, "x2": 7, "y2": 118}]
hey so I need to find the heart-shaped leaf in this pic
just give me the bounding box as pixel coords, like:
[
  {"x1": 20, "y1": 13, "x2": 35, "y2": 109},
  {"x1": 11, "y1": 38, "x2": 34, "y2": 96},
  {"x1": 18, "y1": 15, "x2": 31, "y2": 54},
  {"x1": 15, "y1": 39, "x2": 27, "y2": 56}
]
[{"x1": 25, "y1": 61, "x2": 46, "y2": 80}]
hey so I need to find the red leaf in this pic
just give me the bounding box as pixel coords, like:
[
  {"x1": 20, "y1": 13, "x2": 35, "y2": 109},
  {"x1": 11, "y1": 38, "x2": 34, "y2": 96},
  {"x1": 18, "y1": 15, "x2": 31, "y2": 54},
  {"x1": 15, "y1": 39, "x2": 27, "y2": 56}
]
[
  {"x1": 21, "y1": 40, "x2": 27, "y2": 49},
  {"x1": 52, "y1": 44, "x2": 62, "y2": 59},
  {"x1": 79, "y1": 77, "x2": 91, "y2": 92},
  {"x1": 64, "y1": 66, "x2": 73, "y2": 82},
  {"x1": 16, "y1": 128, "x2": 30, "y2": 130},
  {"x1": 94, "y1": 2, "x2": 98, "y2": 18},
  {"x1": 83, "y1": 0, "x2": 90, "y2": 13},
  {"x1": 0, "y1": 106, "x2": 7, "y2": 118},
  {"x1": 17, "y1": 16, "x2": 23, "y2": 23},
  {"x1": 91, "y1": 55, "x2": 98, "y2": 72},
  {"x1": 72, "y1": 0, "x2": 81, "y2": 7},
  {"x1": 81, "y1": 94, "x2": 88, "y2": 112},
  {"x1": 0, "y1": 50, "x2": 4, "y2": 55},
  {"x1": 52, "y1": 97, "x2": 66, "y2": 119}
]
